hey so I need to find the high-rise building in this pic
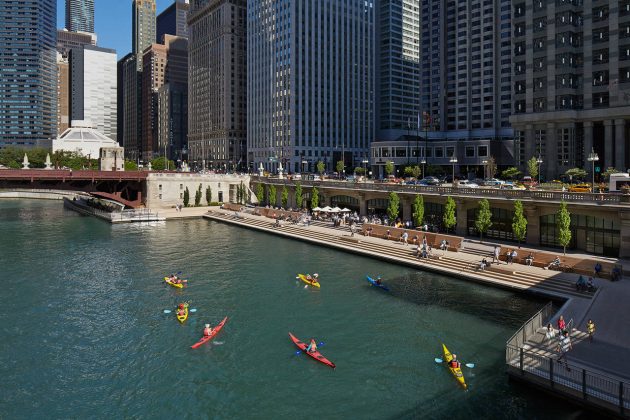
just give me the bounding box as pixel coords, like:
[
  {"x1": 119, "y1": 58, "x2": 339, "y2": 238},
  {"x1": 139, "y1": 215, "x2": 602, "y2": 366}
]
[
  {"x1": 118, "y1": 53, "x2": 142, "y2": 160},
  {"x1": 65, "y1": 0, "x2": 94, "y2": 33},
  {"x1": 510, "y1": 1, "x2": 629, "y2": 178},
  {"x1": 57, "y1": 29, "x2": 96, "y2": 58},
  {"x1": 141, "y1": 35, "x2": 188, "y2": 160},
  {"x1": 157, "y1": 0, "x2": 189, "y2": 42},
  {"x1": 157, "y1": 83, "x2": 188, "y2": 163},
  {"x1": 133, "y1": 0, "x2": 157, "y2": 71},
  {"x1": 0, "y1": 0, "x2": 57, "y2": 148},
  {"x1": 69, "y1": 45, "x2": 117, "y2": 142},
  {"x1": 188, "y1": 0, "x2": 247, "y2": 171},
  {"x1": 57, "y1": 53, "x2": 70, "y2": 135},
  {"x1": 248, "y1": 1, "x2": 375, "y2": 174}
]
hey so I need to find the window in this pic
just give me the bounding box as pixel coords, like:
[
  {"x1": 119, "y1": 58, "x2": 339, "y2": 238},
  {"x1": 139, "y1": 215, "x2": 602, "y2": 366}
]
[
  {"x1": 477, "y1": 145, "x2": 488, "y2": 157},
  {"x1": 465, "y1": 146, "x2": 475, "y2": 157},
  {"x1": 434, "y1": 147, "x2": 444, "y2": 158}
]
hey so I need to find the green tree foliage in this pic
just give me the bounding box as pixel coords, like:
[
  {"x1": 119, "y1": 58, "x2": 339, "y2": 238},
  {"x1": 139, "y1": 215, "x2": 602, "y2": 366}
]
[
  {"x1": 295, "y1": 183, "x2": 303, "y2": 209},
  {"x1": 512, "y1": 200, "x2": 527, "y2": 245},
  {"x1": 412, "y1": 194, "x2": 424, "y2": 227},
  {"x1": 183, "y1": 187, "x2": 190, "y2": 207},
  {"x1": 316, "y1": 161, "x2": 325, "y2": 175},
  {"x1": 354, "y1": 167, "x2": 365, "y2": 175},
  {"x1": 526, "y1": 157, "x2": 539, "y2": 179},
  {"x1": 255, "y1": 183, "x2": 264, "y2": 204},
  {"x1": 501, "y1": 167, "x2": 522, "y2": 180},
  {"x1": 557, "y1": 201, "x2": 572, "y2": 255},
  {"x1": 206, "y1": 186, "x2": 212, "y2": 205},
  {"x1": 387, "y1": 191, "x2": 400, "y2": 223},
  {"x1": 602, "y1": 167, "x2": 620, "y2": 179},
  {"x1": 0, "y1": 147, "x2": 99, "y2": 170},
  {"x1": 384, "y1": 161, "x2": 395, "y2": 176},
  {"x1": 124, "y1": 160, "x2": 138, "y2": 171},
  {"x1": 403, "y1": 166, "x2": 420, "y2": 178},
  {"x1": 475, "y1": 199, "x2": 492, "y2": 242},
  {"x1": 443, "y1": 196, "x2": 457, "y2": 233},
  {"x1": 281, "y1": 185, "x2": 288, "y2": 208},
  {"x1": 336, "y1": 160, "x2": 345, "y2": 174},
  {"x1": 425, "y1": 164, "x2": 445, "y2": 177},
  {"x1": 240, "y1": 181, "x2": 247, "y2": 204},
  {"x1": 311, "y1": 187, "x2": 319, "y2": 209},
  {"x1": 150, "y1": 156, "x2": 175, "y2": 171},
  {"x1": 565, "y1": 167, "x2": 587, "y2": 181},
  {"x1": 486, "y1": 156, "x2": 497, "y2": 178},
  {"x1": 268, "y1": 184, "x2": 277, "y2": 206},
  {"x1": 194, "y1": 184, "x2": 202, "y2": 206}
]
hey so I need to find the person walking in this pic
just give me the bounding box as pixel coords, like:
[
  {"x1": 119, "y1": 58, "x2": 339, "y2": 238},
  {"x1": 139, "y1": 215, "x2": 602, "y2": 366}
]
[
  {"x1": 557, "y1": 315, "x2": 566, "y2": 333},
  {"x1": 556, "y1": 330, "x2": 572, "y2": 369},
  {"x1": 586, "y1": 319, "x2": 596, "y2": 343},
  {"x1": 544, "y1": 323, "x2": 556, "y2": 345},
  {"x1": 493, "y1": 246, "x2": 500, "y2": 264}
]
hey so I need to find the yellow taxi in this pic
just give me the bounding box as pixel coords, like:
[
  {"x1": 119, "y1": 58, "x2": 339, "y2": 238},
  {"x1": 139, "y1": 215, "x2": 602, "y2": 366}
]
[{"x1": 568, "y1": 183, "x2": 592, "y2": 193}]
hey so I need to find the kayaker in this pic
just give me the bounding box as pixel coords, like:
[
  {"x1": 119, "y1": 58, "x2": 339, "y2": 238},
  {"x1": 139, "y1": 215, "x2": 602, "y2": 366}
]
[
  {"x1": 306, "y1": 338, "x2": 318, "y2": 353},
  {"x1": 375, "y1": 276, "x2": 383, "y2": 285},
  {"x1": 313, "y1": 273, "x2": 319, "y2": 282},
  {"x1": 448, "y1": 354, "x2": 461, "y2": 369},
  {"x1": 176, "y1": 303, "x2": 186, "y2": 316},
  {"x1": 203, "y1": 324, "x2": 213, "y2": 337}
]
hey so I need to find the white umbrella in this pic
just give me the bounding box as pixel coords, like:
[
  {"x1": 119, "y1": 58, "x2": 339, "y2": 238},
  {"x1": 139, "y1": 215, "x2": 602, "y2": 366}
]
[
  {"x1": 312, "y1": 207, "x2": 322, "y2": 212},
  {"x1": 331, "y1": 207, "x2": 342, "y2": 213},
  {"x1": 321, "y1": 206, "x2": 333, "y2": 212},
  {"x1": 341, "y1": 208, "x2": 351, "y2": 212}
]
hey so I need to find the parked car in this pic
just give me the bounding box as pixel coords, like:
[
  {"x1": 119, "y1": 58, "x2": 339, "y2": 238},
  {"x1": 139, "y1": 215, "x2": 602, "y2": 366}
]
[
  {"x1": 457, "y1": 180, "x2": 479, "y2": 188},
  {"x1": 483, "y1": 178, "x2": 505, "y2": 186},
  {"x1": 500, "y1": 183, "x2": 526, "y2": 191},
  {"x1": 568, "y1": 183, "x2": 592, "y2": 193},
  {"x1": 421, "y1": 176, "x2": 441, "y2": 185}
]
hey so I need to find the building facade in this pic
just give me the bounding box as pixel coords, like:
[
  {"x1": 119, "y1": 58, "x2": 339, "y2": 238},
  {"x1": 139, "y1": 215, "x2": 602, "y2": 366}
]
[
  {"x1": 157, "y1": 83, "x2": 188, "y2": 163},
  {"x1": 69, "y1": 45, "x2": 117, "y2": 141},
  {"x1": 157, "y1": 0, "x2": 189, "y2": 42},
  {"x1": 188, "y1": 0, "x2": 246, "y2": 171},
  {"x1": 65, "y1": 0, "x2": 94, "y2": 33},
  {"x1": 248, "y1": 1, "x2": 375, "y2": 174},
  {"x1": 133, "y1": 0, "x2": 157, "y2": 71},
  {"x1": 118, "y1": 53, "x2": 142, "y2": 160},
  {"x1": 57, "y1": 29, "x2": 96, "y2": 58},
  {"x1": 0, "y1": 0, "x2": 57, "y2": 148},
  {"x1": 57, "y1": 53, "x2": 70, "y2": 135},
  {"x1": 510, "y1": 0, "x2": 630, "y2": 179}
]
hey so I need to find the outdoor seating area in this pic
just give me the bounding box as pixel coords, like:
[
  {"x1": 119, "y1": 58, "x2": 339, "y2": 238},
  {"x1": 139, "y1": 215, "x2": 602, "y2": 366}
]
[{"x1": 360, "y1": 223, "x2": 462, "y2": 251}]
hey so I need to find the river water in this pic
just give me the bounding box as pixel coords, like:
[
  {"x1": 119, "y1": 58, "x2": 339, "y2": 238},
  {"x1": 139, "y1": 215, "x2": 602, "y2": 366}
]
[{"x1": 0, "y1": 200, "x2": 589, "y2": 419}]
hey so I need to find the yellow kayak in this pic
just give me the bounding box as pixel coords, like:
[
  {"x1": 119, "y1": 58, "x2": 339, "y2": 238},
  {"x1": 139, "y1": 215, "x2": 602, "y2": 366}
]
[
  {"x1": 443, "y1": 343, "x2": 467, "y2": 389},
  {"x1": 164, "y1": 277, "x2": 184, "y2": 289},
  {"x1": 297, "y1": 274, "x2": 320, "y2": 288},
  {"x1": 176, "y1": 304, "x2": 189, "y2": 323}
]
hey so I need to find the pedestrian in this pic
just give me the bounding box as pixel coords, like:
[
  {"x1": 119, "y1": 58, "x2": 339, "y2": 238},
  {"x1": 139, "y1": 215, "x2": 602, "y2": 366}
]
[
  {"x1": 557, "y1": 315, "x2": 566, "y2": 333},
  {"x1": 510, "y1": 249, "x2": 518, "y2": 264},
  {"x1": 586, "y1": 319, "x2": 595, "y2": 343},
  {"x1": 544, "y1": 323, "x2": 556, "y2": 344},
  {"x1": 506, "y1": 250, "x2": 513, "y2": 264},
  {"x1": 556, "y1": 330, "x2": 572, "y2": 369},
  {"x1": 492, "y1": 246, "x2": 500, "y2": 264},
  {"x1": 350, "y1": 224, "x2": 356, "y2": 237}
]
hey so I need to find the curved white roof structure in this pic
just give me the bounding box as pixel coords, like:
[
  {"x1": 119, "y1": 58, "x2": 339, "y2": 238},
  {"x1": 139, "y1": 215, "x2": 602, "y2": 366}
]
[{"x1": 52, "y1": 121, "x2": 120, "y2": 157}]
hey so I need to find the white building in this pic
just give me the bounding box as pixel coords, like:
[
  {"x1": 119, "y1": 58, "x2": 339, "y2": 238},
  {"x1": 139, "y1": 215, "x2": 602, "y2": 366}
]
[
  {"x1": 53, "y1": 121, "x2": 122, "y2": 159},
  {"x1": 69, "y1": 45, "x2": 117, "y2": 141}
]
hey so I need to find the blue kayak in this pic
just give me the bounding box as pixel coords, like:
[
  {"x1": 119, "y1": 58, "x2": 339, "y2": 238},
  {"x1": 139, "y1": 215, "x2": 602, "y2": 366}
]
[{"x1": 366, "y1": 275, "x2": 389, "y2": 291}]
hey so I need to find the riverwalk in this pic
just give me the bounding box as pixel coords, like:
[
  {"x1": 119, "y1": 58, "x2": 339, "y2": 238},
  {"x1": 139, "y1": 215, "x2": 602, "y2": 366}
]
[{"x1": 204, "y1": 207, "x2": 630, "y2": 416}]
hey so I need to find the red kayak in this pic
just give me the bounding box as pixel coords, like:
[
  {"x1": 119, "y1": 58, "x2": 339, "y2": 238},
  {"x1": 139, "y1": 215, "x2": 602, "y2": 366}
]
[
  {"x1": 289, "y1": 332, "x2": 336, "y2": 369},
  {"x1": 191, "y1": 317, "x2": 229, "y2": 349}
]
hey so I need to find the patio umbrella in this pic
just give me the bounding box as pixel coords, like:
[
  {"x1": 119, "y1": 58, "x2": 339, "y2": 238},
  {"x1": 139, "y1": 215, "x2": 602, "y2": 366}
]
[
  {"x1": 312, "y1": 207, "x2": 322, "y2": 212},
  {"x1": 341, "y1": 208, "x2": 351, "y2": 212},
  {"x1": 321, "y1": 206, "x2": 333, "y2": 212},
  {"x1": 331, "y1": 207, "x2": 342, "y2": 213}
]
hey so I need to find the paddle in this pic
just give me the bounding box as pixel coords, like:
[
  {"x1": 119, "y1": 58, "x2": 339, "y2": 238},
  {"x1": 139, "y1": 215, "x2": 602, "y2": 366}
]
[
  {"x1": 434, "y1": 357, "x2": 475, "y2": 369},
  {"x1": 164, "y1": 301, "x2": 196, "y2": 314},
  {"x1": 293, "y1": 342, "x2": 325, "y2": 356}
]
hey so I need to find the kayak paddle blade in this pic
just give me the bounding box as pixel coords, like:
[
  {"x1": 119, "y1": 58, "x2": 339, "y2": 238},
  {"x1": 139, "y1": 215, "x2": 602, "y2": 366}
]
[
  {"x1": 434, "y1": 358, "x2": 443, "y2": 363},
  {"x1": 163, "y1": 310, "x2": 172, "y2": 314},
  {"x1": 465, "y1": 363, "x2": 475, "y2": 368},
  {"x1": 189, "y1": 308, "x2": 197, "y2": 313}
]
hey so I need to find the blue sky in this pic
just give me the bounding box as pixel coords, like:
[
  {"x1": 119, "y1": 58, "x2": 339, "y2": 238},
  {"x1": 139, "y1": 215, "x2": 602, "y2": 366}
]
[{"x1": 56, "y1": 0, "x2": 174, "y2": 58}]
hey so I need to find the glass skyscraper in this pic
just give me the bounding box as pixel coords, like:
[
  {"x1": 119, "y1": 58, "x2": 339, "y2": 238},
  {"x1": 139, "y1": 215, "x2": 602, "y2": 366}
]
[
  {"x1": 65, "y1": 0, "x2": 94, "y2": 33},
  {"x1": 248, "y1": 0, "x2": 375, "y2": 174},
  {"x1": 0, "y1": 0, "x2": 57, "y2": 147}
]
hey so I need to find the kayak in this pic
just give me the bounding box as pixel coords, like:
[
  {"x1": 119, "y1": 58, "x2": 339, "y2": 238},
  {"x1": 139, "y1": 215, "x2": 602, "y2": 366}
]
[
  {"x1": 176, "y1": 304, "x2": 189, "y2": 323},
  {"x1": 191, "y1": 317, "x2": 228, "y2": 349},
  {"x1": 164, "y1": 277, "x2": 184, "y2": 289},
  {"x1": 289, "y1": 332, "x2": 335, "y2": 369},
  {"x1": 443, "y1": 343, "x2": 467, "y2": 389},
  {"x1": 297, "y1": 274, "x2": 320, "y2": 288},
  {"x1": 366, "y1": 275, "x2": 389, "y2": 291}
]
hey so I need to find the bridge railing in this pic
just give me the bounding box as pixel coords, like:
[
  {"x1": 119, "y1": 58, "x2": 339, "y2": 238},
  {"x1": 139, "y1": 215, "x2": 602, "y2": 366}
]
[{"x1": 251, "y1": 176, "x2": 626, "y2": 204}]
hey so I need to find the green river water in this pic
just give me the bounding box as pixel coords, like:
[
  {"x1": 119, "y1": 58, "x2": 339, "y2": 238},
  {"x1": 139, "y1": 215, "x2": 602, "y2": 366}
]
[{"x1": 0, "y1": 200, "x2": 591, "y2": 419}]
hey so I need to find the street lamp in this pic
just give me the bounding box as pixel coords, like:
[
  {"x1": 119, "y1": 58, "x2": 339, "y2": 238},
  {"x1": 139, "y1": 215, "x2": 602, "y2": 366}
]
[
  {"x1": 536, "y1": 156, "x2": 543, "y2": 185},
  {"x1": 420, "y1": 157, "x2": 426, "y2": 179},
  {"x1": 450, "y1": 156, "x2": 458, "y2": 185},
  {"x1": 362, "y1": 159, "x2": 369, "y2": 180},
  {"x1": 587, "y1": 148, "x2": 599, "y2": 192},
  {"x1": 482, "y1": 159, "x2": 488, "y2": 180},
  {"x1": 301, "y1": 159, "x2": 308, "y2": 174}
]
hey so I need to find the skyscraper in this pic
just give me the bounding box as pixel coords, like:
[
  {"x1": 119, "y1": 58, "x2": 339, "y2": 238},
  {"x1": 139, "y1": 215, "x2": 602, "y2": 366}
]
[
  {"x1": 188, "y1": 0, "x2": 247, "y2": 171},
  {"x1": 133, "y1": 0, "x2": 157, "y2": 70},
  {"x1": 156, "y1": 0, "x2": 189, "y2": 42},
  {"x1": 57, "y1": 29, "x2": 96, "y2": 58},
  {"x1": 0, "y1": 0, "x2": 57, "y2": 147},
  {"x1": 65, "y1": 0, "x2": 94, "y2": 33},
  {"x1": 118, "y1": 53, "x2": 142, "y2": 160},
  {"x1": 248, "y1": 1, "x2": 375, "y2": 174}
]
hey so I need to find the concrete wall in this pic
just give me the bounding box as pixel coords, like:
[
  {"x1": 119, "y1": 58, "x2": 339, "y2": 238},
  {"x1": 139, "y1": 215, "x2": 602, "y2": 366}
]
[{"x1": 145, "y1": 173, "x2": 250, "y2": 209}]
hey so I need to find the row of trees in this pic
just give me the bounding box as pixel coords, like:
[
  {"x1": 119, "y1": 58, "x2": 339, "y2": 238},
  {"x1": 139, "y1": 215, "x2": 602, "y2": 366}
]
[{"x1": 256, "y1": 182, "x2": 320, "y2": 209}]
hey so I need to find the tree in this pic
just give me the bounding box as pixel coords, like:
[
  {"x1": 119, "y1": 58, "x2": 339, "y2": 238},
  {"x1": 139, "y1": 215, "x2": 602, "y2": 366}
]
[
  {"x1": 387, "y1": 192, "x2": 400, "y2": 223},
  {"x1": 240, "y1": 181, "x2": 247, "y2": 204},
  {"x1": 316, "y1": 161, "x2": 325, "y2": 175},
  {"x1": 512, "y1": 200, "x2": 527, "y2": 246},
  {"x1": 150, "y1": 156, "x2": 175, "y2": 171},
  {"x1": 557, "y1": 201, "x2": 572, "y2": 255},
  {"x1": 565, "y1": 167, "x2": 587, "y2": 181},
  {"x1": 255, "y1": 183, "x2": 264, "y2": 204},
  {"x1": 384, "y1": 161, "x2": 395, "y2": 177},
  {"x1": 501, "y1": 167, "x2": 522, "y2": 180},
  {"x1": 124, "y1": 160, "x2": 138, "y2": 171},
  {"x1": 475, "y1": 199, "x2": 492, "y2": 242},
  {"x1": 206, "y1": 186, "x2": 212, "y2": 205},
  {"x1": 403, "y1": 166, "x2": 420, "y2": 178},
  {"x1": 183, "y1": 187, "x2": 190, "y2": 207},
  {"x1": 336, "y1": 160, "x2": 345, "y2": 175},
  {"x1": 311, "y1": 187, "x2": 319, "y2": 209},
  {"x1": 354, "y1": 167, "x2": 365, "y2": 175},
  {"x1": 295, "y1": 183, "x2": 303, "y2": 208},
  {"x1": 526, "y1": 157, "x2": 539, "y2": 180},
  {"x1": 486, "y1": 156, "x2": 497, "y2": 178},
  {"x1": 412, "y1": 194, "x2": 424, "y2": 227},
  {"x1": 281, "y1": 185, "x2": 288, "y2": 208},
  {"x1": 602, "y1": 167, "x2": 621, "y2": 180},
  {"x1": 443, "y1": 196, "x2": 457, "y2": 233},
  {"x1": 268, "y1": 184, "x2": 277, "y2": 206},
  {"x1": 194, "y1": 184, "x2": 202, "y2": 206}
]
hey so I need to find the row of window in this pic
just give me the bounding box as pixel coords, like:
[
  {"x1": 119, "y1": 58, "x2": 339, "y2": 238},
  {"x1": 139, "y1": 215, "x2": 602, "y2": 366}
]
[{"x1": 372, "y1": 145, "x2": 489, "y2": 159}]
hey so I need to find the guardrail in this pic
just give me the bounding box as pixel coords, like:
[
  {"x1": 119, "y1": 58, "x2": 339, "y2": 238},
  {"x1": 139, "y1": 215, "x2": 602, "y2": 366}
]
[
  {"x1": 251, "y1": 176, "x2": 627, "y2": 204},
  {"x1": 506, "y1": 302, "x2": 554, "y2": 348}
]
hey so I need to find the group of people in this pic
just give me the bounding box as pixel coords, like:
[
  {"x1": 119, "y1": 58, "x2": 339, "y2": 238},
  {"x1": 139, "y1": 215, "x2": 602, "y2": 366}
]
[
  {"x1": 545, "y1": 315, "x2": 597, "y2": 369},
  {"x1": 167, "y1": 274, "x2": 186, "y2": 285},
  {"x1": 575, "y1": 275, "x2": 596, "y2": 292}
]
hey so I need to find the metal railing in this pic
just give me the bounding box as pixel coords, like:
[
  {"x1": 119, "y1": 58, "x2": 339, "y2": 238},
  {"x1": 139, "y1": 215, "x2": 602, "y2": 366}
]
[
  {"x1": 506, "y1": 302, "x2": 554, "y2": 348},
  {"x1": 252, "y1": 176, "x2": 627, "y2": 204},
  {"x1": 506, "y1": 344, "x2": 629, "y2": 415}
]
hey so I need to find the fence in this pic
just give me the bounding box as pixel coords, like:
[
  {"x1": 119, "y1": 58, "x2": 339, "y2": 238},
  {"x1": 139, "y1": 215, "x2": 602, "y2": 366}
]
[{"x1": 506, "y1": 302, "x2": 554, "y2": 348}]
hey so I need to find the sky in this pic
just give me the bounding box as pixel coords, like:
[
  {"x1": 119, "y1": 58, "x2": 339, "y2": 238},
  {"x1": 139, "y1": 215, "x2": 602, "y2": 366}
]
[{"x1": 56, "y1": 0, "x2": 175, "y2": 58}]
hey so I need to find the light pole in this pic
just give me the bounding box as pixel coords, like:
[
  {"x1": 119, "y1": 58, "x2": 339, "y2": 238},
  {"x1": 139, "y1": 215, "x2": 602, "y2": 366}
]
[
  {"x1": 482, "y1": 159, "x2": 488, "y2": 180},
  {"x1": 362, "y1": 159, "x2": 369, "y2": 180},
  {"x1": 536, "y1": 156, "x2": 543, "y2": 185},
  {"x1": 420, "y1": 157, "x2": 426, "y2": 179},
  {"x1": 450, "y1": 156, "x2": 458, "y2": 185},
  {"x1": 587, "y1": 148, "x2": 599, "y2": 192},
  {"x1": 301, "y1": 159, "x2": 308, "y2": 174}
]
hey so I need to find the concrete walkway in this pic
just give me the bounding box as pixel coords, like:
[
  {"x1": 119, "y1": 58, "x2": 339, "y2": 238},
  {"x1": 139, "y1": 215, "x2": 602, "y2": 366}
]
[{"x1": 154, "y1": 206, "x2": 221, "y2": 220}]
